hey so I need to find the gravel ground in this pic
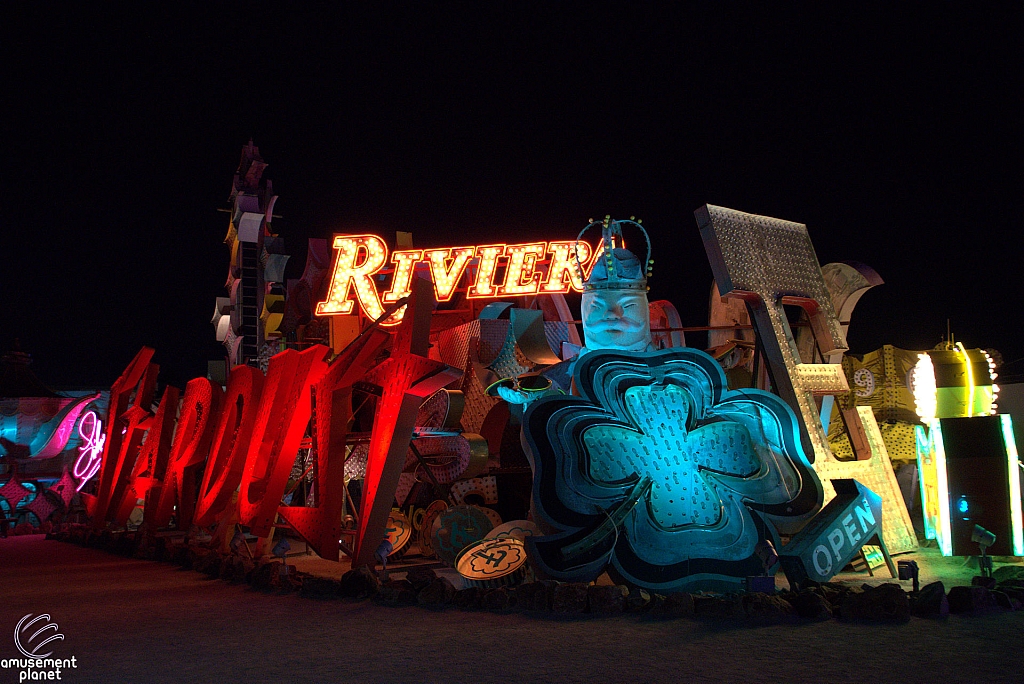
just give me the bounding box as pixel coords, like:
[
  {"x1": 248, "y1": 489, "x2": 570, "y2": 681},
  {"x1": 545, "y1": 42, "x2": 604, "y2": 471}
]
[{"x1": 2, "y1": 535, "x2": 1023, "y2": 684}]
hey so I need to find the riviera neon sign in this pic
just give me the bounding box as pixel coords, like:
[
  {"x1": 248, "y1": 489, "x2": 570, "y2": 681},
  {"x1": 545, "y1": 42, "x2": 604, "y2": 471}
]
[
  {"x1": 315, "y1": 235, "x2": 597, "y2": 324},
  {"x1": 73, "y1": 411, "x2": 105, "y2": 491}
]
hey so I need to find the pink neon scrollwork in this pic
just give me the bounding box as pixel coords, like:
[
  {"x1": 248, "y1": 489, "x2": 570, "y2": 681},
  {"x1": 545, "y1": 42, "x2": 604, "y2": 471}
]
[{"x1": 73, "y1": 411, "x2": 105, "y2": 491}]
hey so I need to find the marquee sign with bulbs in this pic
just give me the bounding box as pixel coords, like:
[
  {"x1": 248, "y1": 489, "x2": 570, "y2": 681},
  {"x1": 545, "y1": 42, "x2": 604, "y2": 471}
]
[{"x1": 315, "y1": 235, "x2": 601, "y2": 324}]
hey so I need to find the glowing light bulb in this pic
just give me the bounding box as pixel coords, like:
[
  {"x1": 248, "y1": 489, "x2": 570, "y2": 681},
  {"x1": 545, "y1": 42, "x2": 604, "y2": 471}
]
[
  {"x1": 467, "y1": 245, "x2": 506, "y2": 298},
  {"x1": 913, "y1": 353, "x2": 937, "y2": 423},
  {"x1": 955, "y1": 342, "x2": 975, "y2": 418},
  {"x1": 542, "y1": 240, "x2": 593, "y2": 293},
  {"x1": 423, "y1": 247, "x2": 475, "y2": 301},
  {"x1": 501, "y1": 242, "x2": 546, "y2": 295},
  {"x1": 382, "y1": 249, "x2": 423, "y2": 303},
  {"x1": 317, "y1": 235, "x2": 389, "y2": 319}
]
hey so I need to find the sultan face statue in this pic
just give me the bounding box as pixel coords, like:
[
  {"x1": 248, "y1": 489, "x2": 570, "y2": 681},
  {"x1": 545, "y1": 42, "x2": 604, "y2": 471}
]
[
  {"x1": 581, "y1": 246, "x2": 653, "y2": 353},
  {"x1": 582, "y1": 288, "x2": 651, "y2": 351},
  {"x1": 488, "y1": 220, "x2": 654, "y2": 407}
]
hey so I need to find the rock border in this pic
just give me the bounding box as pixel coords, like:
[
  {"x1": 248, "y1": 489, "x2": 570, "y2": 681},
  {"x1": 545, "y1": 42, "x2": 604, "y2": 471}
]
[{"x1": 48, "y1": 524, "x2": 1023, "y2": 623}]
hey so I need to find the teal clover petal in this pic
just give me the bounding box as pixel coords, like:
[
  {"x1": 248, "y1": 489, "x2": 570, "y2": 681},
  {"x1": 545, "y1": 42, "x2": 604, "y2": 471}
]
[{"x1": 523, "y1": 347, "x2": 823, "y2": 593}]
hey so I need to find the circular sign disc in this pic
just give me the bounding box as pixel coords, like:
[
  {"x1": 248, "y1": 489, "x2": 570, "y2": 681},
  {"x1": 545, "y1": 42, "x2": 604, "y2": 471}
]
[
  {"x1": 418, "y1": 500, "x2": 448, "y2": 558},
  {"x1": 456, "y1": 537, "x2": 529, "y2": 588},
  {"x1": 431, "y1": 505, "x2": 494, "y2": 566},
  {"x1": 385, "y1": 509, "x2": 413, "y2": 557},
  {"x1": 484, "y1": 519, "x2": 541, "y2": 542},
  {"x1": 475, "y1": 505, "x2": 503, "y2": 530}
]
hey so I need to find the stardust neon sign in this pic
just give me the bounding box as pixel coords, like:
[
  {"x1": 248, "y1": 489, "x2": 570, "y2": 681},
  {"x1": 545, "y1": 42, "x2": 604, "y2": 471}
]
[
  {"x1": 315, "y1": 235, "x2": 597, "y2": 323},
  {"x1": 73, "y1": 411, "x2": 105, "y2": 491}
]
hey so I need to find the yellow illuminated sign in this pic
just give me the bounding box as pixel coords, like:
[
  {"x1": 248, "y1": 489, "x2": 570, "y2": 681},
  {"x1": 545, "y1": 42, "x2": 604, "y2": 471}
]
[
  {"x1": 1002, "y1": 415, "x2": 1023, "y2": 556},
  {"x1": 916, "y1": 415, "x2": 1022, "y2": 557},
  {"x1": 316, "y1": 235, "x2": 596, "y2": 324},
  {"x1": 913, "y1": 347, "x2": 997, "y2": 421}
]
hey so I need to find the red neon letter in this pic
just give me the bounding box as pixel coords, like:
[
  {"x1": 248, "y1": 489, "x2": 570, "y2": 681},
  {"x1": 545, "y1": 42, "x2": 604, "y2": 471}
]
[
  {"x1": 193, "y1": 365, "x2": 265, "y2": 527},
  {"x1": 278, "y1": 329, "x2": 391, "y2": 561},
  {"x1": 114, "y1": 385, "x2": 181, "y2": 526},
  {"x1": 151, "y1": 377, "x2": 223, "y2": 531},
  {"x1": 237, "y1": 345, "x2": 329, "y2": 537},
  {"x1": 85, "y1": 347, "x2": 158, "y2": 529},
  {"x1": 351, "y1": 282, "x2": 462, "y2": 568}
]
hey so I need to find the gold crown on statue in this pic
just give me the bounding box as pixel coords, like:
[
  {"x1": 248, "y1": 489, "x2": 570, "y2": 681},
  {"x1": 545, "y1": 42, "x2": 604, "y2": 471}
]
[{"x1": 575, "y1": 215, "x2": 653, "y2": 292}]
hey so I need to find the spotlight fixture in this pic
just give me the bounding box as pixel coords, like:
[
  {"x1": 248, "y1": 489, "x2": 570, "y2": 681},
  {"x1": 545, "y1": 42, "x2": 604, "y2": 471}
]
[
  {"x1": 375, "y1": 539, "x2": 393, "y2": 581},
  {"x1": 755, "y1": 539, "x2": 780, "y2": 572},
  {"x1": 897, "y1": 559, "x2": 920, "y2": 593},
  {"x1": 230, "y1": 528, "x2": 245, "y2": 554},
  {"x1": 272, "y1": 536, "x2": 291, "y2": 559},
  {"x1": 971, "y1": 525, "x2": 996, "y2": 578},
  {"x1": 746, "y1": 540, "x2": 780, "y2": 593},
  {"x1": 272, "y1": 536, "x2": 292, "y2": 578},
  {"x1": 972, "y1": 524, "x2": 996, "y2": 548}
]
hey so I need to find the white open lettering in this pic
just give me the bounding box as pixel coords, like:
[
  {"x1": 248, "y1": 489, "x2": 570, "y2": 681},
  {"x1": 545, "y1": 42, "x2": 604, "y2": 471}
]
[{"x1": 828, "y1": 528, "x2": 845, "y2": 560}]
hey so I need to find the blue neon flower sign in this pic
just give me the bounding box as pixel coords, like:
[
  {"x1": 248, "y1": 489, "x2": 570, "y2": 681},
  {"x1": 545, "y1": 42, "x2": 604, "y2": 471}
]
[{"x1": 523, "y1": 347, "x2": 823, "y2": 593}]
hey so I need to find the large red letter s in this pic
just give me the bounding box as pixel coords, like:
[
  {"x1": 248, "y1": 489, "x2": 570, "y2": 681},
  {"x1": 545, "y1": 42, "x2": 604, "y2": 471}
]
[{"x1": 84, "y1": 347, "x2": 158, "y2": 529}]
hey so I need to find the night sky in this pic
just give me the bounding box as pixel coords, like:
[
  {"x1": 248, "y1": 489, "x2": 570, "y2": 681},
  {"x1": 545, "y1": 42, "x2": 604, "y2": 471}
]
[{"x1": 4, "y1": 5, "x2": 1021, "y2": 390}]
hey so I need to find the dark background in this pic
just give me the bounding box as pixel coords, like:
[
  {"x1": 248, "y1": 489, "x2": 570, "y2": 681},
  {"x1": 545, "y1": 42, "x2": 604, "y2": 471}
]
[{"x1": 3, "y1": 4, "x2": 1021, "y2": 390}]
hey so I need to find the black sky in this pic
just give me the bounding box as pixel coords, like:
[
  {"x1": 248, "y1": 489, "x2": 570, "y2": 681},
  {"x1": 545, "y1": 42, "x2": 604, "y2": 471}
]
[{"x1": 3, "y1": 4, "x2": 1022, "y2": 390}]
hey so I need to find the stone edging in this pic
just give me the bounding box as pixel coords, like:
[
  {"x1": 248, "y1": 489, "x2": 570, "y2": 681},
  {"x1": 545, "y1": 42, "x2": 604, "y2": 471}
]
[{"x1": 48, "y1": 525, "x2": 1024, "y2": 624}]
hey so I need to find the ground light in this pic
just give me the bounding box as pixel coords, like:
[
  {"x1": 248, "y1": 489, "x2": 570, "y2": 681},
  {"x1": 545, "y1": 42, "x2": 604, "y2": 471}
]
[
  {"x1": 972, "y1": 524, "x2": 996, "y2": 578},
  {"x1": 897, "y1": 559, "x2": 920, "y2": 592}
]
